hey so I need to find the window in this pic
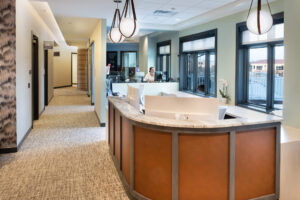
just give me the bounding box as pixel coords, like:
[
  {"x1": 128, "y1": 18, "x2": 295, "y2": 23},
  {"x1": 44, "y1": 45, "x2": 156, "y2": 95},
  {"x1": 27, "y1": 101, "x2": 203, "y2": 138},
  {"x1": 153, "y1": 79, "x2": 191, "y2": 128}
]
[
  {"x1": 121, "y1": 51, "x2": 137, "y2": 79},
  {"x1": 121, "y1": 51, "x2": 137, "y2": 68},
  {"x1": 179, "y1": 29, "x2": 217, "y2": 97},
  {"x1": 157, "y1": 41, "x2": 171, "y2": 81},
  {"x1": 236, "y1": 13, "x2": 284, "y2": 112}
]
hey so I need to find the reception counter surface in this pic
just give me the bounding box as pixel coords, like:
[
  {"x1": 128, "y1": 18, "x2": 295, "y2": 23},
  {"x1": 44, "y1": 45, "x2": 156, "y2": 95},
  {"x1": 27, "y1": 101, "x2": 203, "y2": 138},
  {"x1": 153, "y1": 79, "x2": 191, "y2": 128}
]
[{"x1": 108, "y1": 96, "x2": 281, "y2": 200}]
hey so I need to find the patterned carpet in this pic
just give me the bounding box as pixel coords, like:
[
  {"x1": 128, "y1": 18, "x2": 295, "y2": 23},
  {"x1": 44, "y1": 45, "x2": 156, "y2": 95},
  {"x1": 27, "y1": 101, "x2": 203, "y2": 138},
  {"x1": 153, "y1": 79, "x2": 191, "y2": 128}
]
[{"x1": 0, "y1": 87, "x2": 129, "y2": 200}]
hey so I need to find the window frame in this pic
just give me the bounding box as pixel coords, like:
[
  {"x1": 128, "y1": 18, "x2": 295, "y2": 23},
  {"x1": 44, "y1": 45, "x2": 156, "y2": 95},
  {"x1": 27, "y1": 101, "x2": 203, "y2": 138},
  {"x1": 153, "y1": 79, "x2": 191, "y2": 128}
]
[
  {"x1": 156, "y1": 40, "x2": 171, "y2": 81},
  {"x1": 179, "y1": 29, "x2": 218, "y2": 97},
  {"x1": 235, "y1": 12, "x2": 284, "y2": 113}
]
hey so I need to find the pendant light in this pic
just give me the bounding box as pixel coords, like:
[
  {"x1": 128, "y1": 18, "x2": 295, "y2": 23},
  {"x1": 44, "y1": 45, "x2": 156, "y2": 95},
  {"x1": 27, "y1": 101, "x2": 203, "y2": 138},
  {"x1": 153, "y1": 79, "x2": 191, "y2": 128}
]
[
  {"x1": 109, "y1": 0, "x2": 124, "y2": 43},
  {"x1": 119, "y1": 0, "x2": 138, "y2": 38},
  {"x1": 246, "y1": 0, "x2": 273, "y2": 35}
]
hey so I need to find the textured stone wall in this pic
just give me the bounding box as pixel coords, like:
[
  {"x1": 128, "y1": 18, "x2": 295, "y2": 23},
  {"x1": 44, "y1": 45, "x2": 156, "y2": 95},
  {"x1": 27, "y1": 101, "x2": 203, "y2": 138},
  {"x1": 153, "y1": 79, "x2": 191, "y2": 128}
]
[{"x1": 0, "y1": 0, "x2": 17, "y2": 149}]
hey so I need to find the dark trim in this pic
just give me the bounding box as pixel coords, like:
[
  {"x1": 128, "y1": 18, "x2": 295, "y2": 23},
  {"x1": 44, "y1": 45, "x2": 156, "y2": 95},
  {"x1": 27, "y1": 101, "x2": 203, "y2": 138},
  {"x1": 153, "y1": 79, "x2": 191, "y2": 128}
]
[
  {"x1": 179, "y1": 28, "x2": 218, "y2": 97},
  {"x1": 32, "y1": 34, "x2": 39, "y2": 122},
  {"x1": 179, "y1": 29, "x2": 217, "y2": 43},
  {"x1": 71, "y1": 53, "x2": 78, "y2": 85},
  {"x1": 54, "y1": 85, "x2": 72, "y2": 89},
  {"x1": 0, "y1": 147, "x2": 17, "y2": 154},
  {"x1": 100, "y1": 123, "x2": 106, "y2": 127},
  {"x1": 44, "y1": 49, "x2": 48, "y2": 106},
  {"x1": 157, "y1": 40, "x2": 171, "y2": 80}
]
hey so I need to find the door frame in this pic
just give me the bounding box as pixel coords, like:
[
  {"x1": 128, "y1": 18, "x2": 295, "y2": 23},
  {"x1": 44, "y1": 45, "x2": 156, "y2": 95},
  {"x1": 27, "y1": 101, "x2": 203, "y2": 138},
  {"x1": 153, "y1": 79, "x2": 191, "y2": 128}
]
[
  {"x1": 89, "y1": 42, "x2": 95, "y2": 105},
  {"x1": 32, "y1": 34, "x2": 39, "y2": 123},
  {"x1": 44, "y1": 49, "x2": 48, "y2": 106}
]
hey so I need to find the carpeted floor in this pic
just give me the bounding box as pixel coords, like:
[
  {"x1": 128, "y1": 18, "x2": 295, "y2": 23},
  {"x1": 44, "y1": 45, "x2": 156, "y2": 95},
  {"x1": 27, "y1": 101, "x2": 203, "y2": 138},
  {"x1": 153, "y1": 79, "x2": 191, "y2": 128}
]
[{"x1": 0, "y1": 87, "x2": 129, "y2": 200}]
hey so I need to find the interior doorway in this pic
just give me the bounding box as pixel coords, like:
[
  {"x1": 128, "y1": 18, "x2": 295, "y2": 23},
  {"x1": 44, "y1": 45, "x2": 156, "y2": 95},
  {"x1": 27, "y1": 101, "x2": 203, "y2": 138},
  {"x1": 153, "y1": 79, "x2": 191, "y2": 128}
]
[
  {"x1": 71, "y1": 53, "x2": 78, "y2": 86},
  {"x1": 44, "y1": 50, "x2": 48, "y2": 106},
  {"x1": 32, "y1": 35, "x2": 39, "y2": 122}
]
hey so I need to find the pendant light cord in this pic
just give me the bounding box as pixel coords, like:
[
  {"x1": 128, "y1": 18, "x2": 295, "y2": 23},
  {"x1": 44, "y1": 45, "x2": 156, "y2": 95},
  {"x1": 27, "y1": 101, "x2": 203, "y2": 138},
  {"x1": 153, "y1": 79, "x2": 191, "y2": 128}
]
[{"x1": 247, "y1": 0, "x2": 254, "y2": 19}]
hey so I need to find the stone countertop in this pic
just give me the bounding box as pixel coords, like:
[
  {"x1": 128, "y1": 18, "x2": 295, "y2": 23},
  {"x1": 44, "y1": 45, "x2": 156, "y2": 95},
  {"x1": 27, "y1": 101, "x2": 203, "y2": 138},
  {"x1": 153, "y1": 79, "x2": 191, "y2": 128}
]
[{"x1": 108, "y1": 96, "x2": 282, "y2": 129}]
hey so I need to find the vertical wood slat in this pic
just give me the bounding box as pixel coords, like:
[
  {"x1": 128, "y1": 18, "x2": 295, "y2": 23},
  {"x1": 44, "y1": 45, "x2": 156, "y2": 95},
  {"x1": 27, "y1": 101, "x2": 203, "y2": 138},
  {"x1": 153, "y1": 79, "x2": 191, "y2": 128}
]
[{"x1": 77, "y1": 49, "x2": 88, "y2": 91}]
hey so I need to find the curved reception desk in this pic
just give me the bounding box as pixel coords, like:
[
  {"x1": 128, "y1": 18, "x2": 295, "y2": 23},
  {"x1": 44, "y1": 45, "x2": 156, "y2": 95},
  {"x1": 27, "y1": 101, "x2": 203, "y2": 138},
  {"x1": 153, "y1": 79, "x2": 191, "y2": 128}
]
[{"x1": 108, "y1": 97, "x2": 282, "y2": 200}]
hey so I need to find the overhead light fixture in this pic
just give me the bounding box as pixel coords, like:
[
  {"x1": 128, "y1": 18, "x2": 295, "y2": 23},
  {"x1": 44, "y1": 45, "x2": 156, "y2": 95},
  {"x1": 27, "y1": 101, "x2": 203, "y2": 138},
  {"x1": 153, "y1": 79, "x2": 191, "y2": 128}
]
[
  {"x1": 119, "y1": 0, "x2": 138, "y2": 38},
  {"x1": 109, "y1": 0, "x2": 124, "y2": 43},
  {"x1": 246, "y1": 0, "x2": 273, "y2": 35}
]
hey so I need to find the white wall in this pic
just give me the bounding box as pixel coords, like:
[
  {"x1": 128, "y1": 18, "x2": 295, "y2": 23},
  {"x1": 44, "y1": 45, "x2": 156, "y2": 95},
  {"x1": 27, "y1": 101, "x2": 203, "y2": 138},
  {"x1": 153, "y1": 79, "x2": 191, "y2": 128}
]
[
  {"x1": 89, "y1": 20, "x2": 107, "y2": 124},
  {"x1": 72, "y1": 53, "x2": 78, "y2": 84},
  {"x1": 53, "y1": 46, "x2": 77, "y2": 88},
  {"x1": 139, "y1": 35, "x2": 148, "y2": 73},
  {"x1": 16, "y1": 0, "x2": 56, "y2": 145},
  {"x1": 150, "y1": 31, "x2": 180, "y2": 80},
  {"x1": 283, "y1": 0, "x2": 300, "y2": 129}
]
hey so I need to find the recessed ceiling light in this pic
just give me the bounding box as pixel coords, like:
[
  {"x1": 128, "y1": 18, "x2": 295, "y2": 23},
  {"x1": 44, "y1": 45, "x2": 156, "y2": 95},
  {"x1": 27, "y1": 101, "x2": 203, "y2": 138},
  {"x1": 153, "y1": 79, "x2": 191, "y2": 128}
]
[{"x1": 175, "y1": 18, "x2": 181, "y2": 21}]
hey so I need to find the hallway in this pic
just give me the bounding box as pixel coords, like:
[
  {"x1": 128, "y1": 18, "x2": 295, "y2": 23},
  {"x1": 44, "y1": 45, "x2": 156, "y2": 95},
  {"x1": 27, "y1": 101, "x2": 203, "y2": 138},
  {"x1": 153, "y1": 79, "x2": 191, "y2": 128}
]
[{"x1": 0, "y1": 87, "x2": 129, "y2": 200}]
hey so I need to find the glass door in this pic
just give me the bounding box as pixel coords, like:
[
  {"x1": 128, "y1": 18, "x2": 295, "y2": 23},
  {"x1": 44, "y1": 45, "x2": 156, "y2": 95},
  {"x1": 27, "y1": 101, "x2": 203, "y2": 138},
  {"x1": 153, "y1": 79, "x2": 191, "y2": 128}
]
[
  {"x1": 196, "y1": 53, "x2": 206, "y2": 94},
  {"x1": 248, "y1": 47, "x2": 268, "y2": 106}
]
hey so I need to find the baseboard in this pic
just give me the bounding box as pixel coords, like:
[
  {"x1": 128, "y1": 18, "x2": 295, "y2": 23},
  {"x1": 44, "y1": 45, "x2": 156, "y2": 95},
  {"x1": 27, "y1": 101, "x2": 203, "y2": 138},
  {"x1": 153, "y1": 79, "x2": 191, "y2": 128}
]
[
  {"x1": 48, "y1": 94, "x2": 54, "y2": 104},
  {"x1": 54, "y1": 85, "x2": 72, "y2": 89},
  {"x1": 94, "y1": 111, "x2": 106, "y2": 127},
  {"x1": 0, "y1": 147, "x2": 17, "y2": 154},
  {"x1": 17, "y1": 126, "x2": 32, "y2": 151},
  {"x1": 0, "y1": 126, "x2": 32, "y2": 154}
]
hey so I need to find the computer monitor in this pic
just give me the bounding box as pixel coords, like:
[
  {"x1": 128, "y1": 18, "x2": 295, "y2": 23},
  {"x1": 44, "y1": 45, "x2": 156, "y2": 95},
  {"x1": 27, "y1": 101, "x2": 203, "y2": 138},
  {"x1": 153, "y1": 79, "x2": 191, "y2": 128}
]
[{"x1": 155, "y1": 71, "x2": 163, "y2": 81}]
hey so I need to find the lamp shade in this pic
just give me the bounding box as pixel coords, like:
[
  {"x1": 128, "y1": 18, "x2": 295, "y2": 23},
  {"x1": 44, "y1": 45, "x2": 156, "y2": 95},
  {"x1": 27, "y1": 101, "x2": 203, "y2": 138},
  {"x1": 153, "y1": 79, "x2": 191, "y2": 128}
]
[
  {"x1": 247, "y1": 9, "x2": 273, "y2": 35},
  {"x1": 119, "y1": 17, "x2": 138, "y2": 38},
  {"x1": 246, "y1": 0, "x2": 273, "y2": 35},
  {"x1": 109, "y1": 27, "x2": 124, "y2": 43}
]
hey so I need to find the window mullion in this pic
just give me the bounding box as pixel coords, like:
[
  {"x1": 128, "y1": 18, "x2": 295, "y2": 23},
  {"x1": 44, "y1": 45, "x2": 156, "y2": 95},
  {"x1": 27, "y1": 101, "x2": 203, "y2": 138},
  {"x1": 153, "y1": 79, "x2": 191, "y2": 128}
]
[
  {"x1": 267, "y1": 45, "x2": 275, "y2": 109},
  {"x1": 193, "y1": 53, "x2": 198, "y2": 93},
  {"x1": 244, "y1": 48, "x2": 249, "y2": 104},
  {"x1": 205, "y1": 51, "x2": 210, "y2": 95}
]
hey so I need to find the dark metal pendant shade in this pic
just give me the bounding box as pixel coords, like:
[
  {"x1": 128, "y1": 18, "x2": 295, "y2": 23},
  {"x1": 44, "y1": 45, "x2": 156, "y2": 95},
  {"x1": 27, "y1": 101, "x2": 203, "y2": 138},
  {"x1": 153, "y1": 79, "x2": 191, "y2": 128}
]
[{"x1": 119, "y1": 0, "x2": 137, "y2": 38}]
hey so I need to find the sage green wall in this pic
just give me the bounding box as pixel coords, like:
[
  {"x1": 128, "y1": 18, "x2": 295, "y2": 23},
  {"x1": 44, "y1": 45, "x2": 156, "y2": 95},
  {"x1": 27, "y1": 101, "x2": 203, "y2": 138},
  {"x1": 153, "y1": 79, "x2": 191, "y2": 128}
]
[
  {"x1": 139, "y1": 35, "x2": 148, "y2": 73},
  {"x1": 178, "y1": 0, "x2": 284, "y2": 104},
  {"x1": 283, "y1": 0, "x2": 300, "y2": 129},
  {"x1": 151, "y1": 31, "x2": 180, "y2": 80}
]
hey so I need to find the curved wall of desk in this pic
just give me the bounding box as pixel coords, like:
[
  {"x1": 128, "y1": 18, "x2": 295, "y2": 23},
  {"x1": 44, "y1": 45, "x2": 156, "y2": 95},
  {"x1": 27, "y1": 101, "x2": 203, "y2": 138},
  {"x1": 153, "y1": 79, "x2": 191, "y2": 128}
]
[{"x1": 108, "y1": 97, "x2": 281, "y2": 200}]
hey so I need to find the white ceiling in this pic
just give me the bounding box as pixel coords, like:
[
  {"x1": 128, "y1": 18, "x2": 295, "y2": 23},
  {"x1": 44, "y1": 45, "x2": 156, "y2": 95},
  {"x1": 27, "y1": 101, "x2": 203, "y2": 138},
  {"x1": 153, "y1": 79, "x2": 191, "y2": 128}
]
[
  {"x1": 31, "y1": 0, "x2": 275, "y2": 46},
  {"x1": 30, "y1": 0, "x2": 253, "y2": 30},
  {"x1": 55, "y1": 17, "x2": 100, "y2": 47}
]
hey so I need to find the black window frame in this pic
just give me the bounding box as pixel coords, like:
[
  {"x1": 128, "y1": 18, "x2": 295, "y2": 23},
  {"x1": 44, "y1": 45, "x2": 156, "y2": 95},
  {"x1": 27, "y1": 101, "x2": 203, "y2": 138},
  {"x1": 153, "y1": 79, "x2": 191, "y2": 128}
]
[
  {"x1": 179, "y1": 29, "x2": 218, "y2": 97},
  {"x1": 235, "y1": 12, "x2": 284, "y2": 113},
  {"x1": 156, "y1": 40, "x2": 171, "y2": 81}
]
